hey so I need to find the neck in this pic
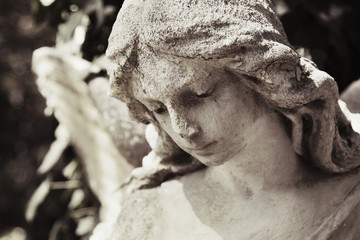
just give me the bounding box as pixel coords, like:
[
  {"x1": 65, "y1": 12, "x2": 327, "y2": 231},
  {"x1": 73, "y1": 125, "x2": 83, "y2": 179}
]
[{"x1": 206, "y1": 110, "x2": 308, "y2": 194}]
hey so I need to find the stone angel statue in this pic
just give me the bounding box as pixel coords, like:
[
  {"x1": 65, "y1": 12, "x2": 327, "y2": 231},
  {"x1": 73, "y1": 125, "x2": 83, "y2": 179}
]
[{"x1": 99, "y1": 0, "x2": 360, "y2": 239}]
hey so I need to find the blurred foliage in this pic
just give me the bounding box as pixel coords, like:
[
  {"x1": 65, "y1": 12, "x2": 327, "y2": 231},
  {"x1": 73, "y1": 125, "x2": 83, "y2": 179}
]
[
  {"x1": 25, "y1": 0, "x2": 124, "y2": 239},
  {"x1": 32, "y1": 0, "x2": 123, "y2": 60},
  {"x1": 275, "y1": 0, "x2": 360, "y2": 91},
  {"x1": 0, "y1": 0, "x2": 57, "y2": 238},
  {"x1": 25, "y1": 149, "x2": 100, "y2": 240},
  {"x1": 0, "y1": 0, "x2": 107, "y2": 239}
]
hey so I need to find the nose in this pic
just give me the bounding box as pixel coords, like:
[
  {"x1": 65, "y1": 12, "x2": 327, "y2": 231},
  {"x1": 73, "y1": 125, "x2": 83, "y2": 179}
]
[{"x1": 168, "y1": 107, "x2": 200, "y2": 139}]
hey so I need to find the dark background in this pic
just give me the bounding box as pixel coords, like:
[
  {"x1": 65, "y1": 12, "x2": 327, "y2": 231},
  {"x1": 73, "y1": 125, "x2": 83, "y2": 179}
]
[{"x1": 0, "y1": 0, "x2": 359, "y2": 239}]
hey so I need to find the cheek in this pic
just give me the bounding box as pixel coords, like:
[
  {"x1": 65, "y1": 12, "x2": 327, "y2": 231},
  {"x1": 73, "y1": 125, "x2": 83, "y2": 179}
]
[
  {"x1": 208, "y1": 92, "x2": 254, "y2": 137},
  {"x1": 204, "y1": 95, "x2": 245, "y2": 129}
]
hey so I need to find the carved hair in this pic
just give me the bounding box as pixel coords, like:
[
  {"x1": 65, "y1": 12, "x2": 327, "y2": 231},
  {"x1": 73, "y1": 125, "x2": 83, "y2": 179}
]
[{"x1": 106, "y1": 0, "x2": 360, "y2": 186}]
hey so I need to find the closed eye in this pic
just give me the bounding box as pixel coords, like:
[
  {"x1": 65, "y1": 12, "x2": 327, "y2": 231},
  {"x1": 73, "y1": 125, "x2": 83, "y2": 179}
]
[
  {"x1": 153, "y1": 105, "x2": 167, "y2": 114},
  {"x1": 196, "y1": 85, "x2": 216, "y2": 99}
]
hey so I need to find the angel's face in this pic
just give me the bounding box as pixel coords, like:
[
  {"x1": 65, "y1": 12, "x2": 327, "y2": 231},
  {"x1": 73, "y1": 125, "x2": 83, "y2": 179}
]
[{"x1": 134, "y1": 51, "x2": 264, "y2": 166}]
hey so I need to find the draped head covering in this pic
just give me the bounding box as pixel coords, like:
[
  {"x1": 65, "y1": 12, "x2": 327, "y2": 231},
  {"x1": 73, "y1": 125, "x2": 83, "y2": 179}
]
[{"x1": 106, "y1": 0, "x2": 360, "y2": 176}]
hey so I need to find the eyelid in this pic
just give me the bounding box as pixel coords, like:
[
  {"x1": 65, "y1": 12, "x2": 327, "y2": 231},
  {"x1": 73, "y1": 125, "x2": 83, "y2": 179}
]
[
  {"x1": 195, "y1": 84, "x2": 217, "y2": 98},
  {"x1": 152, "y1": 105, "x2": 167, "y2": 115}
]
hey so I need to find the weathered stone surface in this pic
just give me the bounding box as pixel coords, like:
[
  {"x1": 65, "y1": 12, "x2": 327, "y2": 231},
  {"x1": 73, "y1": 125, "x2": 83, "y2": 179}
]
[
  {"x1": 105, "y1": 0, "x2": 360, "y2": 239},
  {"x1": 107, "y1": 0, "x2": 360, "y2": 174},
  {"x1": 113, "y1": 168, "x2": 360, "y2": 240}
]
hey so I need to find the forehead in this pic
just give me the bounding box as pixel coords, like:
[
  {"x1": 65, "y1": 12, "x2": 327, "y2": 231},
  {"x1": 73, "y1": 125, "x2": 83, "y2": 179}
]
[{"x1": 135, "y1": 49, "x2": 219, "y2": 100}]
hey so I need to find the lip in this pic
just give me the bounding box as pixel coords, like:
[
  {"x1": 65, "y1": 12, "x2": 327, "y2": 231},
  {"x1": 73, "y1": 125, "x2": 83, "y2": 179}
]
[{"x1": 186, "y1": 141, "x2": 217, "y2": 152}]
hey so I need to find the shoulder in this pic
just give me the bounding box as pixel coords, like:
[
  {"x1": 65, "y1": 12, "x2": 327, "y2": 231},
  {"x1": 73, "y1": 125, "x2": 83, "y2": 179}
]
[
  {"x1": 110, "y1": 169, "x2": 210, "y2": 240},
  {"x1": 111, "y1": 188, "x2": 164, "y2": 240}
]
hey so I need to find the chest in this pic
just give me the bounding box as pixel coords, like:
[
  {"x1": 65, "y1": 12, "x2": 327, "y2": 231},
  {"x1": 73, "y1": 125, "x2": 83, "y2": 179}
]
[
  {"x1": 151, "y1": 183, "x2": 336, "y2": 240},
  {"x1": 113, "y1": 174, "x2": 360, "y2": 240}
]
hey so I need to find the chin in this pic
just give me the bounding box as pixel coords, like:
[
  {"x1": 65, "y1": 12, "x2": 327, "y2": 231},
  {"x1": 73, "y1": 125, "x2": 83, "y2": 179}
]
[
  {"x1": 194, "y1": 148, "x2": 239, "y2": 167},
  {"x1": 195, "y1": 154, "x2": 228, "y2": 167}
]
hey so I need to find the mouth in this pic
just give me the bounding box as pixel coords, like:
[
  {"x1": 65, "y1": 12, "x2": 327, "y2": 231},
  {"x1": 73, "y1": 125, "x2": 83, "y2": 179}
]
[{"x1": 186, "y1": 141, "x2": 217, "y2": 154}]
